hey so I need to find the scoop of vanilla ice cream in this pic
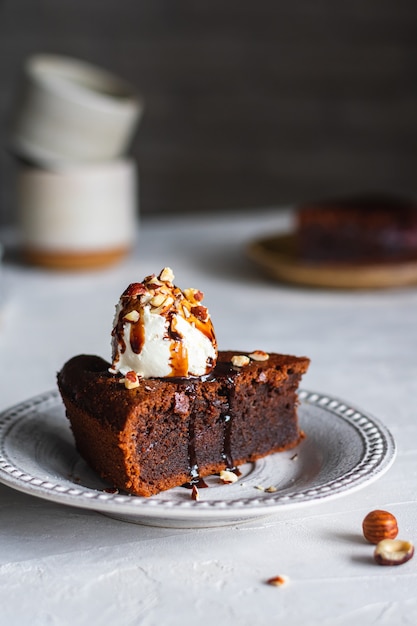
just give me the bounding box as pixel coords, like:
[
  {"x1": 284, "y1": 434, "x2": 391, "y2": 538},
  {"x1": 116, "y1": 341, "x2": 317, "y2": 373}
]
[{"x1": 110, "y1": 267, "x2": 218, "y2": 378}]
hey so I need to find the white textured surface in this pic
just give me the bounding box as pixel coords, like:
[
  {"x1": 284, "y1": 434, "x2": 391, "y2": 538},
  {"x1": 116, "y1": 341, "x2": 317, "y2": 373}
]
[{"x1": 0, "y1": 208, "x2": 416, "y2": 625}]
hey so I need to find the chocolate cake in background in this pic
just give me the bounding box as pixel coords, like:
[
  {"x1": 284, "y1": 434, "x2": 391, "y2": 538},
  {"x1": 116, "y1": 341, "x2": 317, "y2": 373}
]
[
  {"x1": 296, "y1": 195, "x2": 417, "y2": 264},
  {"x1": 57, "y1": 267, "x2": 310, "y2": 497}
]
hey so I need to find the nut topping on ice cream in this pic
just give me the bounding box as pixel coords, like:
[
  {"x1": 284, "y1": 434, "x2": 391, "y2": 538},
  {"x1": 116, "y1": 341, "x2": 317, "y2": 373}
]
[{"x1": 110, "y1": 268, "x2": 218, "y2": 378}]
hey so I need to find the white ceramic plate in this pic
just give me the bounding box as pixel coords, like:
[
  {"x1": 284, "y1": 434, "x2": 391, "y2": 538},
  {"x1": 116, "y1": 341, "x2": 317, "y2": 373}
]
[{"x1": 0, "y1": 390, "x2": 396, "y2": 528}]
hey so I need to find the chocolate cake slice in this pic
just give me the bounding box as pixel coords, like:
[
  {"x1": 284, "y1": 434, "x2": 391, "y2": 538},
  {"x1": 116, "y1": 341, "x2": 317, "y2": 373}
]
[
  {"x1": 58, "y1": 350, "x2": 309, "y2": 497},
  {"x1": 296, "y1": 195, "x2": 417, "y2": 264}
]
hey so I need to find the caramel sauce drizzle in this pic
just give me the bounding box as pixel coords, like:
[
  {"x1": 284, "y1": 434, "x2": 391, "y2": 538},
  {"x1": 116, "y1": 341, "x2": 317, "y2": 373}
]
[
  {"x1": 191, "y1": 315, "x2": 216, "y2": 345},
  {"x1": 169, "y1": 342, "x2": 189, "y2": 377},
  {"x1": 168, "y1": 313, "x2": 189, "y2": 377},
  {"x1": 129, "y1": 313, "x2": 145, "y2": 354}
]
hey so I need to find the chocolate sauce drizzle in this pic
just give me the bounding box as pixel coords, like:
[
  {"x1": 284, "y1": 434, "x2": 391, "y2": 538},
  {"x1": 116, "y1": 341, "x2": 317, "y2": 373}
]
[
  {"x1": 180, "y1": 380, "x2": 208, "y2": 489},
  {"x1": 218, "y1": 371, "x2": 241, "y2": 477},
  {"x1": 186, "y1": 405, "x2": 209, "y2": 489},
  {"x1": 182, "y1": 362, "x2": 241, "y2": 488}
]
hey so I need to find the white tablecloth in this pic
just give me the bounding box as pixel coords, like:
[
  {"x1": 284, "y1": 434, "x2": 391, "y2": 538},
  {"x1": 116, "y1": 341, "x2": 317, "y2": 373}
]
[{"x1": 0, "y1": 208, "x2": 416, "y2": 625}]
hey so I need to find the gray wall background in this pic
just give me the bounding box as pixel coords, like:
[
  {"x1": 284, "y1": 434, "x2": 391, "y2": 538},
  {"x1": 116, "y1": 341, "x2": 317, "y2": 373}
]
[{"x1": 1, "y1": 0, "x2": 417, "y2": 225}]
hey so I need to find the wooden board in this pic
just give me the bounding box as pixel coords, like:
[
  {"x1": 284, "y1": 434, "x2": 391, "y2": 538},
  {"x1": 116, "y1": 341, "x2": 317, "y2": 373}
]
[{"x1": 246, "y1": 233, "x2": 417, "y2": 289}]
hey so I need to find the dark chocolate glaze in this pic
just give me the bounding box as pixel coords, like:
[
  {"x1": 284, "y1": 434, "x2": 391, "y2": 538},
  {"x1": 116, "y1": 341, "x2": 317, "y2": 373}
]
[
  {"x1": 180, "y1": 362, "x2": 241, "y2": 487},
  {"x1": 184, "y1": 381, "x2": 207, "y2": 488},
  {"x1": 218, "y1": 373, "x2": 239, "y2": 474}
]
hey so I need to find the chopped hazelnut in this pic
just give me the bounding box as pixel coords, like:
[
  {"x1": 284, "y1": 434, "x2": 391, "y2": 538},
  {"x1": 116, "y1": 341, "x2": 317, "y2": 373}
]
[
  {"x1": 374, "y1": 539, "x2": 414, "y2": 566},
  {"x1": 124, "y1": 310, "x2": 140, "y2": 323},
  {"x1": 123, "y1": 371, "x2": 140, "y2": 389},
  {"x1": 122, "y1": 282, "x2": 146, "y2": 297},
  {"x1": 249, "y1": 350, "x2": 270, "y2": 361},
  {"x1": 219, "y1": 470, "x2": 238, "y2": 484},
  {"x1": 140, "y1": 293, "x2": 153, "y2": 305},
  {"x1": 144, "y1": 274, "x2": 163, "y2": 289},
  {"x1": 146, "y1": 273, "x2": 163, "y2": 289},
  {"x1": 159, "y1": 267, "x2": 175, "y2": 283},
  {"x1": 191, "y1": 485, "x2": 200, "y2": 501},
  {"x1": 184, "y1": 288, "x2": 204, "y2": 303},
  {"x1": 152, "y1": 295, "x2": 175, "y2": 315},
  {"x1": 231, "y1": 355, "x2": 250, "y2": 368},
  {"x1": 191, "y1": 305, "x2": 209, "y2": 322},
  {"x1": 150, "y1": 293, "x2": 167, "y2": 308},
  {"x1": 266, "y1": 575, "x2": 287, "y2": 587},
  {"x1": 192, "y1": 290, "x2": 204, "y2": 302}
]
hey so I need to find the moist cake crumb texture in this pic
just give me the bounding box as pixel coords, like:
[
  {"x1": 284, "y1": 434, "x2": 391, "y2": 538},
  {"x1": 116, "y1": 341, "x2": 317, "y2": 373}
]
[{"x1": 58, "y1": 351, "x2": 309, "y2": 496}]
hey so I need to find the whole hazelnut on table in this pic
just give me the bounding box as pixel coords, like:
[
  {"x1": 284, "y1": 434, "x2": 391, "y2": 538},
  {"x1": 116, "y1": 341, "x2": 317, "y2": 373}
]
[{"x1": 362, "y1": 510, "x2": 398, "y2": 544}]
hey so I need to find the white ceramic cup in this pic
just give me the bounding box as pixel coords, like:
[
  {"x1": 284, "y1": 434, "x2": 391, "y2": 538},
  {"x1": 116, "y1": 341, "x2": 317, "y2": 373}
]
[
  {"x1": 11, "y1": 54, "x2": 143, "y2": 167},
  {"x1": 17, "y1": 159, "x2": 138, "y2": 269}
]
